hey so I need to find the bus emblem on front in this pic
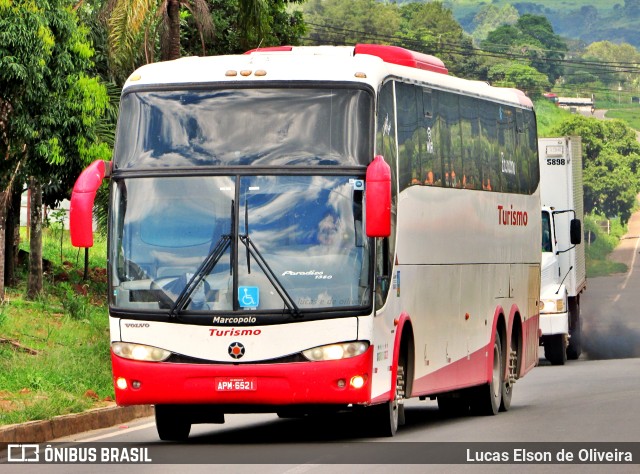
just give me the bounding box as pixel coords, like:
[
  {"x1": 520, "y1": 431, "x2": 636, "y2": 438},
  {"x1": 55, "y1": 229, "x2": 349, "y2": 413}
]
[{"x1": 228, "y1": 342, "x2": 245, "y2": 359}]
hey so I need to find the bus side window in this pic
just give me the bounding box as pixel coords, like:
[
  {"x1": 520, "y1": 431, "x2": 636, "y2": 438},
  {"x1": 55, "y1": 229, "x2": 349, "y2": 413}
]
[{"x1": 375, "y1": 237, "x2": 391, "y2": 310}]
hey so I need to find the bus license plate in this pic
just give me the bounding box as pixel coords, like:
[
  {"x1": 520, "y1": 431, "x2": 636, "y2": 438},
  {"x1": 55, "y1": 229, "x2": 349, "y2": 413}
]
[{"x1": 215, "y1": 377, "x2": 257, "y2": 391}]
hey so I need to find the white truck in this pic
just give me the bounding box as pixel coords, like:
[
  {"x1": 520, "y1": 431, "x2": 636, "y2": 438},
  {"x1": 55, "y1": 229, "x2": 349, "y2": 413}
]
[{"x1": 539, "y1": 137, "x2": 587, "y2": 365}]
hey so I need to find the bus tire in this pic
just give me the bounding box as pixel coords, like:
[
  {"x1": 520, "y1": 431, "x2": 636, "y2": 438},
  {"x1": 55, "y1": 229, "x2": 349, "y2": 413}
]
[
  {"x1": 396, "y1": 357, "x2": 406, "y2": 427},
  {"x1": 369, "y1": 399, "x2": 397, "y2": 437},
  {"x1": 471, "y1": 330, "x2": 503, "y2": 416},
  {"x1": 370, "y1": 357, "x2": 406, "y2": 437},
  {"x1": 544, "y1": 334, "x2": 566, "y2": 365},
  {"x1": 155, "y1": 405, "x2": 191, "y2": 441},
  {"x1": 500, "y1": 330, "x2": 518, "y2": 412}
]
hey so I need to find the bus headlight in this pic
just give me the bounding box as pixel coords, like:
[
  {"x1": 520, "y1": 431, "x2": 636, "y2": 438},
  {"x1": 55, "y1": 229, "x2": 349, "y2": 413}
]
[
  {"x1": 112, "y1": 342, "x2": 171, "y2": 362},
  {"x1": 302, "y1": 342, "x2": 369, "y2": 361},
  {"x1": 541, "y1": 297, "x2": 566, "y2": 314}
]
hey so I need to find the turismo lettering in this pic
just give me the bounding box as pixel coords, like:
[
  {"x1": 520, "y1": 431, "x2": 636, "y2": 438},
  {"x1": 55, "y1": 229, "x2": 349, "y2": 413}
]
[
  {"x1": 209, "y1": 328, "x2": 262, "y2": 336},
  {"x1": 497, "y1": 204, "x2": 528, "y2": 226}
]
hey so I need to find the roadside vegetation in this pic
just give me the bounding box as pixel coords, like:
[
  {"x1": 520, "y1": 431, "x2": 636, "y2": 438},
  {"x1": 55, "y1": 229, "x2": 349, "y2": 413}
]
[
  {"x1": 0, "y1": 225, "x2": 111, "y2": 426},
  {"x1": 534, "y1": 99, "x2": 573, "y2": 138},
  {"x1": 602, "y1": 107, "x2": 640, "y2": 131},
  {"x1": 584, "y1": 214, "x2": 629, "y2": 277}
]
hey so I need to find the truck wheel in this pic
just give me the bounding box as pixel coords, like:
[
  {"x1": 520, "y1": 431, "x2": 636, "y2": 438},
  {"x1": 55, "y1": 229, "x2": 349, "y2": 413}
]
[
  {"x1": 155, "y1": 405, "x2": 191, "y2": 441},
  {"x1": 544, "y1": 334, "x2": 567, "y2": 365},
  {"x1": 470, "y1": 330, "x2": 503, "y2": 416},
  {"x1": 567, "y1": 301, "x2": 582, "y2": 360}
]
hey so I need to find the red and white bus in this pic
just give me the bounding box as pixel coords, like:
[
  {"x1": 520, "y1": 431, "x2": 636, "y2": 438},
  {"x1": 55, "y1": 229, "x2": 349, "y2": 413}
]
[{"x1": 70, "y1": 44, "x2": 541, "y2": 440}]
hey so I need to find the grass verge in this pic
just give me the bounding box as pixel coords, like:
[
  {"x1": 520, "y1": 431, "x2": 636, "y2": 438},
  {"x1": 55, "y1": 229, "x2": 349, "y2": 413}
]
[
  {"x1": 603, "y1": 108, "x2": 640, "y2": 131},
  {"x1": 0, "y1": 227, "x2": 111, "y2": 426},
  {"x1": 584, "y1": 213, "x2": 628, "y2": 277}
]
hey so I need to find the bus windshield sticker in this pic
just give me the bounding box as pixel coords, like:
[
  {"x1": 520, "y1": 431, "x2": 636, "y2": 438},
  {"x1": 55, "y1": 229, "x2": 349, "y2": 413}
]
[{"x1": 239, "y1": 286, "x2": 259, "y2": 309}]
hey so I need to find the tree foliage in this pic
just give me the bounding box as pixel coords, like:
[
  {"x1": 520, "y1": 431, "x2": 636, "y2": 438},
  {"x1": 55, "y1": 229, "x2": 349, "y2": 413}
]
[
  {"x1": 105, "y1": 0, "x2": 306, "y2": 85},
  {"x1": 189, "y1": 0, "x2": 307, "y2": 57},
  {"x1": 303, "y1": 0, "x2": 400, "y2": 47},
  {"x1": 482, "y1": 14, "x2": 567, "y2": 83},
  {"x1": 551, "y1": 115, "x2": 640, "y2": 223},
  {"x1": 582, "y1": 41, "x2": 640, "y2": 87},
  {"x1": 104, "y1": 0, "x2": 215, "y2": 82},
  {"x1": 397, "y1": 1, "x2": 480, "y2": 78},
  {"x1": 303, "y1": 0, "x2": 479, "y2": 78},
  {"x1": 1, "y1": 0, "x2": 110, "y2": 297},
  {"x1": 469, "y1": 4, "x2": 519, "y2": 45},
  {"x1": 487, "y1": 62, "x2": 550, "y2": 99}
]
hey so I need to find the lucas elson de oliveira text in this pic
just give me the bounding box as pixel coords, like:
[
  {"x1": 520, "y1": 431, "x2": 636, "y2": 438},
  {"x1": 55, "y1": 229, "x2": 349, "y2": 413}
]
[{"x1": 467, "y1": 448, "x2": 633, "y2": 463}]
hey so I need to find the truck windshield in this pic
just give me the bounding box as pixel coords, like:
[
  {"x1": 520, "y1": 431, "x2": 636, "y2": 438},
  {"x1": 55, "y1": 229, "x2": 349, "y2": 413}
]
[
  {"x1": 110, "y1": 175, "x2": 371, "y2": 315},
  {"x1": 542, "y1": 211, "x2": 552, "y2": 253}
]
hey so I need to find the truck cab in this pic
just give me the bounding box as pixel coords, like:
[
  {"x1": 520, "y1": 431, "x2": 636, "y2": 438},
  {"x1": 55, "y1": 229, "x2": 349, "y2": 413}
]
[
  {"x1": 538, "y1": 137, "x2": 586, "y2": 365},
  {"x1": 540, "y1": 206, "x2": 583, "y2": 364}
]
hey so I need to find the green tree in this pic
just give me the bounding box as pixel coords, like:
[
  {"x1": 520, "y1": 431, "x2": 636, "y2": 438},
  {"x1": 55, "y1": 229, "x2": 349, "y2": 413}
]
[
  {"x1": 303, "y1": 0, "x2": 401, "y2": 46},
  {"x1": 303, "y1": 0, "x2": 480, "y2": 79},
  {"x1": 487, "y1": 62, "x2": 550, "y2": 99},
  {"x1": 552, "y1": 115, "x2": 640, "y2": 223},
  {"x1": 470, "y1": 4, "x2": 519, "y2": 45},
  {"x1": 1, "y1": 0, "x2": 110, "y2": 298},
  {"x1": 482, "y1": 14, "x2": 567, "y2": 84},
  {"x1": 104, "y1": 0, "x2": 215, "y2": 82},
  {"x1": 582, "y1": 41, "x2": 640, "y2": 87},
  {"x1": 397, "y1": 1, "x2": 480, "y2": 78},
  {"x1": 185, "y1": 0, "x2": 307, "y2": 56},
  {"x1": 105, "y1": 0, "x2": 305, "y2": 84},
  {"x1": 1, "y1": 0, "x2": 55, "y2": 300},
  {"x1": 582, "y1": 149, "x2": 639, "y2": 223}
]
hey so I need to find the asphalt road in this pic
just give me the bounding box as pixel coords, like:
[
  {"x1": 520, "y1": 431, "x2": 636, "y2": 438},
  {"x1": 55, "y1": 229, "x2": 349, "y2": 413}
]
[
  {"x1": 2, "y1": 352, "x2": 636, "y2": 474},
  {"x1": 580, "y1": 206, "x2": 640, "y2": 361}
]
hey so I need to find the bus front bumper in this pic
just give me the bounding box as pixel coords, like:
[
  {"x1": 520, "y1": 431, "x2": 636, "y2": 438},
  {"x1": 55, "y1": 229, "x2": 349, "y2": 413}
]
[{"x1": 111, "y1": 347, "x2": 374, "y2": 407}]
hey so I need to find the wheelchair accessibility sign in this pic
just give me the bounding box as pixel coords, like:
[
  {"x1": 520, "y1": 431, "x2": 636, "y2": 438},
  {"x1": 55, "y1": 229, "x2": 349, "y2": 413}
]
[{"x1": 238, "y1": 286, "x2": 259, "y2": 308}]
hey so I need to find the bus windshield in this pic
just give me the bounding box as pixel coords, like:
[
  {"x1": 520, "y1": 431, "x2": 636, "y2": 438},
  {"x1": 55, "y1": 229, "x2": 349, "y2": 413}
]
[
  {"x1": 111, "y1": 175, "x2": 371, "y2": 315},
  {"x1": 114, "y1": 88, "x2": 372, "y2": 168}
]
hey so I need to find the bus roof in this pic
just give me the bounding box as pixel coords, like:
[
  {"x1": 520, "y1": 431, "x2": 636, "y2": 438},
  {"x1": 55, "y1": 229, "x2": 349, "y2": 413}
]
[{"x1": 124, "y1": 44, "x2": 533, "y2": 109}]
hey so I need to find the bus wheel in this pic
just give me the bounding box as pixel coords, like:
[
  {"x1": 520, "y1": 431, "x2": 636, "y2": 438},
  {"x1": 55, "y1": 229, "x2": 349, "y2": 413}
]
[
  {"x1": 369, "y1": 398, "x2": 397, "y2": 437},
  {"x1": 500, "y1": 333, "x2": 519, "y2": 412},
  {"x1": 370, "y1": 358, "x2": 406, "y2": 437},
  {"x1": 155, "y1": 405, "x2": 191, "y2": 441},
  {"x1": 544, "y1": 334, "x2": 567, "y2": 365},
  {"x1": 471, "y1": 330, "x2": 503, "y2": 416},
  {"x1": 396, "y1": 362, "x2": 406, "y2": 427}
]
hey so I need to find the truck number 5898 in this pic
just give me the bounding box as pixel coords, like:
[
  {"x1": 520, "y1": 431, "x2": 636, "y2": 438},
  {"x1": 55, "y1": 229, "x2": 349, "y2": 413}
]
[{"x1": 546, "y1": 159, "x2": 566, "y2": 165}]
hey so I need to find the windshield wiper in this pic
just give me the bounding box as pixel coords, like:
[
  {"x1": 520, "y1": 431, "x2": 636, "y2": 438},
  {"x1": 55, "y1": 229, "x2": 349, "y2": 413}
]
[
  {"x1": 169, "y1": 201, "x2": 234, "y2": 318},
  {"x1": 239, "y1": 200, "x2": 301, "y2": 317}
]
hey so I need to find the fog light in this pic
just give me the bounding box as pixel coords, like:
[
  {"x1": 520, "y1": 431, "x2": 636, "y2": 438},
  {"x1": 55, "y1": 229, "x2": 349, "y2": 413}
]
[
  {"x1": 350, "y1": 375, "x2": 365, "y2": 389},
  {"x1": 132, "y1": 380, "x2": 141, "y2": 389},
  {"x1": 337, "y1": 379, "x2": 346, "y2": 388},
  {"x1": 116, "y1": 377, "x2": 128, "y2": 390}
]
